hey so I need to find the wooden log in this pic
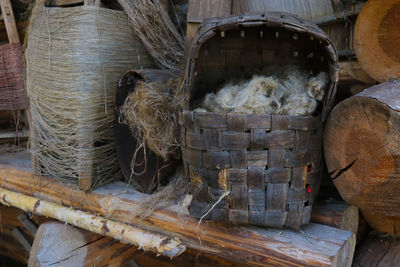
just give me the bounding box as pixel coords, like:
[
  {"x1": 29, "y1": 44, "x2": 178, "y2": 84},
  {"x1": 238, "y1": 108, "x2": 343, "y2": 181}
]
[
  {"x1": 311, "y1": 200, "x2": 359, "y2": 235},
  {"x1": 324, "y1": 80, "x2": 400, "y2": 235},
  {"x1": 0, "y1": 0, "x2": 20, "y2": 43},
  {"x1": 29, "y1": 222, "x2": 141, "y2": 267},
  {"x1": 0, "y1": 188, "x2": 186, "y2": 258},
  {"x1": 0, "y1": 155, "x2": 356, "y2": 267},
  {"x1": 339, "y1": 61, "x2": 376, "y2": 84},
  {"x1": 353, "y1": 232, "x2": 400, "y2": 267},
  {"x1": 354, "y1": 0, "x2": 400, "y2": 82}
]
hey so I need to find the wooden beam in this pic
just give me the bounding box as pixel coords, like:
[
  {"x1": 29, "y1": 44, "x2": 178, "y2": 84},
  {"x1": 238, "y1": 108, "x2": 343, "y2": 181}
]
[
  {"x1": 49, "y1": 0, "x2": 83, "y2": 6},
  {"x1": 0, "y1": 155, "x2": 356, "y2": 267},
  {"x1": 29, "y1": 222, "x2": 141, "y2": 267},
  {"x1": 0, "y1": 0, "x2": 19, "y2": 43},
  {"x1": 0, "y1": 187, "x2": 186, "y2": 258}
]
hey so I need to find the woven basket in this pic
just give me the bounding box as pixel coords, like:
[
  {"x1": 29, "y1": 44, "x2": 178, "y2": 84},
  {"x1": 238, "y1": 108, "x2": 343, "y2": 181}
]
[
  {"x1": 180, "y1": 13, "x2": 338, "y2": 229},
  {"x1": 0, "y1": 43, "x2": 26, "y2": 110}
]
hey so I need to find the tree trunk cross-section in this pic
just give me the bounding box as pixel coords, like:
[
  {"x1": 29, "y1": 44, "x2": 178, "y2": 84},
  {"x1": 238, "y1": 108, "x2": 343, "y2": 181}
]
[
  {"x1": 354, "y1": 0, "x2": 400, "y2": 82},
  {"x1": 324, "y1": 81, "x2": 400, "y2": 235}
]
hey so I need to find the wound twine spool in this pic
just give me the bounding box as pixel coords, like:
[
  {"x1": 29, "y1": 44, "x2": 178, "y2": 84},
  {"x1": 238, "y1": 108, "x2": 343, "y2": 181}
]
[{"x1": 26, "y1": 4, "x2": 154, "y2": 189}]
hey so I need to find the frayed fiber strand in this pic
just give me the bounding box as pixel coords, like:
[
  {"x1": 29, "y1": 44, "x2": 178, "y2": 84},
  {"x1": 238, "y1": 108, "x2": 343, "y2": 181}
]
[{"x1": 117, "y1": 0, "x2": 184, "y2": 71}]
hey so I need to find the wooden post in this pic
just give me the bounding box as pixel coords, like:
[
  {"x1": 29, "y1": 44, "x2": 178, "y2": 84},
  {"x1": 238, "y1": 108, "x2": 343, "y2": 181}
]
[
  {"x1": 0, "y1": 0, "x2": 20, "y2": 43},
  {"x1": 354, "y1": 0, "x2": 400, "y2": 82},
  {"x1": 324, "y1": 81, "x2": 400, "y2": 236}
]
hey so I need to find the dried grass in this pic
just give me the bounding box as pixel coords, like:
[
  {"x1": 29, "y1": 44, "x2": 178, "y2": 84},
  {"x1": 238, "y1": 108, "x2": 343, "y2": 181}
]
[
  {"x1": 117, "y1": 0, "x2": 184, "y2": 71},
  {"x1": 26, "y1": 3, "x2": 154, "y2": 188},
  {"x1": 120, "y1": 76, "x2": 183, "y2": 161}
]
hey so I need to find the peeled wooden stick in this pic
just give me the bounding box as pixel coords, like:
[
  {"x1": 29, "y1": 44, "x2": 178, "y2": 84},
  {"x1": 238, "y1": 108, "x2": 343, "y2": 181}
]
[{"x1": 0, "y1": 188, "x2": 185, "y2": 258}]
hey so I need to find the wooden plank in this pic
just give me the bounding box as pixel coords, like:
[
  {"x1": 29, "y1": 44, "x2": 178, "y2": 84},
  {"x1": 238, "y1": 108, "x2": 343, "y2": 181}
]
[
  {"x1": 0, "y1": 155, "x2": 356, "y2": 267},
  {"x1": 29, "y1": 222, "x2": 141, "y2": 267},
  {"x1": 186, "y1": 0, "x2": 232, "y2": 57},
  {"x1": 49, "y1": 0, "x2": 83, "y2": 6},
  {"x1": 0, "y1": 0, "x2": 19, "y2": 43}
]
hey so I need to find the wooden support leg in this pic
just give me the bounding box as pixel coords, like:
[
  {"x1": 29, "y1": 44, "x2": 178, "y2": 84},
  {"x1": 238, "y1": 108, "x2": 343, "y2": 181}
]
[
  {"x1": 0, "y1": 0, "x2": 20, "y2": 44},
  {"x1": 28, "y1": 222, "x2": 141, "y2": 267}
]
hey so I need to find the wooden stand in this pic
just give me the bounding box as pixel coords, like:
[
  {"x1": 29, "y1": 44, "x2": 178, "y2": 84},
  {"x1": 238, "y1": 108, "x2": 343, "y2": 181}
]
[{"x1": 0, "y1": 152, "x2": 356, "y2": 267}]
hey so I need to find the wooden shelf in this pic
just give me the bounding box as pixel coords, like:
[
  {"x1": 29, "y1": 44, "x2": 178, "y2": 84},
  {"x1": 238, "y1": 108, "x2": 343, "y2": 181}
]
[{"x1": 0, "y1": 152, "x2": 355, "y2": 266}]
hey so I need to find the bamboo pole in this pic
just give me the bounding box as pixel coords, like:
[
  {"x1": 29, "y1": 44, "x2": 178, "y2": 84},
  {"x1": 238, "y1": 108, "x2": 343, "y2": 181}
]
[{"x1": 0, "y1": 188, "x2": 186, "y2": 258}]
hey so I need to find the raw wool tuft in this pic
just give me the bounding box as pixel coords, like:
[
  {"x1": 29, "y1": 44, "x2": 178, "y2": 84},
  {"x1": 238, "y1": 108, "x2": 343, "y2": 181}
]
[
  {"x1": 194, "y1": 65, "x2": 330, "y2": 116},
  {"x1": 120, "y1": 76, "x2": 183, "y2": 161},
  {"x1": 26, "y1": 3, "x2": 154, "y2": 188},
  {"x1": 117, "y1": 0, "x2": 184, "y2": 71}
]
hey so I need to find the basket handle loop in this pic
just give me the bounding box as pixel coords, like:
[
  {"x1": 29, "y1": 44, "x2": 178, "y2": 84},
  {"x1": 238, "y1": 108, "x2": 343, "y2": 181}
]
[{"x1": 0, "y1": 0, "x2": 20, "y2": 44}]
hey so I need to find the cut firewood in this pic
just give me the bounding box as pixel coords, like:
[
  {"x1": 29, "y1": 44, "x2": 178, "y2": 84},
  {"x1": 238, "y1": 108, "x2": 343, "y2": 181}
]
[
  {"x1": 353, "y1": 232, "x2": 400, "y2": 267},
  {"x1": 0, "y1": 154, "x2": 356, "y2": 267},
  {"x1": 311, "y1": 199, "x2": 359, "y2": 235},
  {"x1": 324, "y1": 81, "x2": 400, "y2": 235},
  {"x1": 354, "y1": 0, "x2": 400, "y2": 82},
  {"x1": 29, "y1": 222, "x2": 140, "y2": 267}
]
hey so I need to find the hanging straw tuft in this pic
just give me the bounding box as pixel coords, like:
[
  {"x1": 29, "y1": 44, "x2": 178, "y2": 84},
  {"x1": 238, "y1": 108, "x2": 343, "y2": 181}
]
[
  {"x1": 117, "y1": 0, "x2": 184, "y2": 71},
  {"x1": 26, "y1": 4, "x2": 154, "y2": 189},
  {"x1": 120, "y1": 75, "x2": 183, "y2": 161}
]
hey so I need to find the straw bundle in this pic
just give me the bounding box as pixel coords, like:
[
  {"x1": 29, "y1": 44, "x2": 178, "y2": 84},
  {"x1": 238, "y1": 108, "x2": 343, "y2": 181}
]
[
  {"x1": 120, "y1": 76, "x2": 183, "y2": 161},
  {"x1": 26, "y1": 4, "x2": 154, "y2": 189},
  {"x1": 117, "y1": 0, "x2": 184, "y2": 71}
]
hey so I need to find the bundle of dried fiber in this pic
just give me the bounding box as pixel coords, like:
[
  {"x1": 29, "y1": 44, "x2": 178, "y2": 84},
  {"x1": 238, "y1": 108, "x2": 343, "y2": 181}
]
[
  {"x1": 117, "y1": 0, "x2": 184, "y2": 71},
  {"x1": 194, "y1": 65, "x2": 329, "y2": 116},
  {"x1": 120, "y1": 75, "x2": 183, "y2": 161},
  {"x1": 26, "y1": 3, "x2": 154, "y2": 190}
]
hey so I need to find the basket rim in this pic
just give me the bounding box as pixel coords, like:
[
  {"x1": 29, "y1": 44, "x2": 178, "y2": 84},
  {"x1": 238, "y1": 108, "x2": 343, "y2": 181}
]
[{"x1": 183, "y1": 12, "x2": 339, "y2": 121}]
